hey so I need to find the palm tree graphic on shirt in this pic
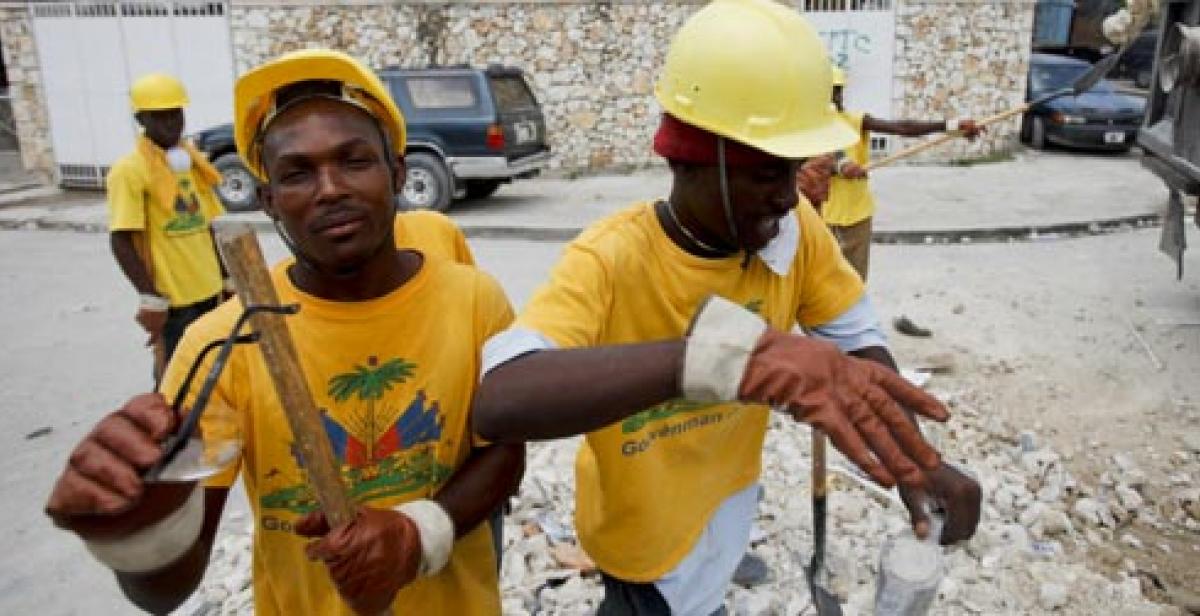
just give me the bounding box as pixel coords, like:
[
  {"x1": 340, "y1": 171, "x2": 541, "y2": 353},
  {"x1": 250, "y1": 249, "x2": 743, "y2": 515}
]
[{"x1": 258, "y1": 356, "x2": 452, "y2": 514}]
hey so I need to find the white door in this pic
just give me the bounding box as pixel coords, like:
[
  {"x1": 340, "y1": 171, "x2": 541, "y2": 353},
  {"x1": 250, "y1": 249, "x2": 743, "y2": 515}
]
[
  {"x1": 798, "y1": 0, "x2": 898, "y2": 156},
  {"x1": 31, "y1": 1, "x2": 234, "y2": 187}
]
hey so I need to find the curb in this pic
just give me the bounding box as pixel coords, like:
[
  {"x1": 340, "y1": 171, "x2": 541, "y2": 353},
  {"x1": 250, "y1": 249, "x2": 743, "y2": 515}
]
[{"x1": 0, "y1": 211, "x2": 1163, "y2": 245}]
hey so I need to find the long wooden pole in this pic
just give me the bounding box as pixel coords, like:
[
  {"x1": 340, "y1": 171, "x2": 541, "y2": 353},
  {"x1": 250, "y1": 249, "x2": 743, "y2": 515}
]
[
  {"x1": 215, "y1": 223, "x2": 356, "y2": 528},
  {"x1": 865, "y1": 105, "x2": 1030, "y2": 171}
]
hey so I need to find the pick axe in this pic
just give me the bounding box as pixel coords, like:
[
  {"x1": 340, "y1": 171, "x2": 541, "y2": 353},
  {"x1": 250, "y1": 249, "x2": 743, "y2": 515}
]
[
  {"x1": 215, "y1": 222, "x2": 355, "y2": 526},
  {"x1": 865, "y1": 50, "x2": 1127, "y2": 171}
]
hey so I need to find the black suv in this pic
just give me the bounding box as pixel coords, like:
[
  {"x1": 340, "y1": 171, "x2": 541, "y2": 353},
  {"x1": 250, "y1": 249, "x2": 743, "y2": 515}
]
[{"x1": 192, "y1": 65, "x2": 550, "y2": 212}]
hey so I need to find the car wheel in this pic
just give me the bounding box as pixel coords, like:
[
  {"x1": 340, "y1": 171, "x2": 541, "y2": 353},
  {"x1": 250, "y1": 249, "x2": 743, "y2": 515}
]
[
  {"x1": 1030, "y1": 117, "x2": 1047, "y2": 150},
  {"x1": 464, "y1": 180, "x2": 502, "y2": 200},
  {"x1": 400, "y1": 153, "x2": 452, "y2": 212},
  {"x1": 1020, "y1": 115, "x2": 1032, "y2": 144},
  {"x1": 213, "y1": 153, "x2": 258, "y2": 212}
]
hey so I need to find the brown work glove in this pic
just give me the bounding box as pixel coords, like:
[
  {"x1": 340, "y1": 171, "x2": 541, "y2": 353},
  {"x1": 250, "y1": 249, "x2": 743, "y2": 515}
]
[
  {"x1": 837, "y1": 160, "x2": 868, "y2": 180},
  {"x1": 45, "y1": 393, "x2": 202, "y2": 572},
  {"x1": 296, "y1": 506, "x2": 423, "y2": 615},
  {"x1": 953, "y1": 119, "x2": 985, "y2": 141},
  {"x1": 741, "y1": 330, "x2": 944, "y2": 489},
  {"x1": 797, "y1": 155, "x2": 835, "y2": 207},
  {"x1": 682, "y1": 296, "x2": 948, "y2": 490}
]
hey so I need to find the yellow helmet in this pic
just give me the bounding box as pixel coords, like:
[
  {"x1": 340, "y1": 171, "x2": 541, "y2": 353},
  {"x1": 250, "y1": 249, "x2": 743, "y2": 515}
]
[
  {"x1": 234, "y1": 48, "x2": 407, "y2": 180},
  {"x1": 831, "y1": 66, "x2": 847, "y2": 87},
  {"x1": 654, "y1": 0, "x2": 856, "y2": 159},
  {"x1": 130, "y1": 73, "x2": 189, "y2": 112}
]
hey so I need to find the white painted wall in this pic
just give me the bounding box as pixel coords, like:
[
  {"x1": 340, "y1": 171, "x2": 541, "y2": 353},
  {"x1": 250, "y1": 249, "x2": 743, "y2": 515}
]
[{"x1": 31, "y1": 1, "x2": 234, "y2": 187}]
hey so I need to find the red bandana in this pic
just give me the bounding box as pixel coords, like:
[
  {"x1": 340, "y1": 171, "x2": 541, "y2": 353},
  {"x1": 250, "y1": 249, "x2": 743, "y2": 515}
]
[{"x1": 652, "y1": 113, "x2": 783, "y2": 167}]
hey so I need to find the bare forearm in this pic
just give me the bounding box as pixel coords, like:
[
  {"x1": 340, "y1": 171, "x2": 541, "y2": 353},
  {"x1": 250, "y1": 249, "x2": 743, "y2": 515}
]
[
  {"x1": 110, "y1": 231, "x2": 157, "y2": 295},
  {"x1": 474, "y1": 340, "x2": 685, "y2": 442},
  {"x1": 434, "y1": 444, "x2": 525, "y2": 538},
  {"x1": 862, "y1": 116, "x2": 947, "y2": 137},
  {"x1": 114, "y1": 488, "x2": 228, "y2": 614}
]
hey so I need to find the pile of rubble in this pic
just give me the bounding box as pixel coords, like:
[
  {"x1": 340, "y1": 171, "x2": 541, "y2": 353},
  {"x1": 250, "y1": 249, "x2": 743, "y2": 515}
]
[{"x1": 179, "y1": 382, "x2": 1197, "y2": 615}]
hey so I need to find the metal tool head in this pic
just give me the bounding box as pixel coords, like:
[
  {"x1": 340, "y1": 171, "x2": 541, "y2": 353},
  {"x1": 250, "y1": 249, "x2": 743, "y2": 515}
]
[
  {"x1": 1072, "y1": 51, "x2": 1124, "y2": 95},
  {"x1": 804, "y1": 561, "x2": 845, "y2": 616}
]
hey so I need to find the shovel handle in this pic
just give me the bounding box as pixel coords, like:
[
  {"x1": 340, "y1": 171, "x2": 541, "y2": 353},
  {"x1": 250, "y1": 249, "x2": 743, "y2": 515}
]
[
  {"x1": 216, "y1": 223, "x2": 356, "y2": 528},
  {"x1": 811, "y1": 428, "x2": 828, "y2": 497},
  {"x1": 865, "y1": 104, "x2": 1031, "y2": 171}
]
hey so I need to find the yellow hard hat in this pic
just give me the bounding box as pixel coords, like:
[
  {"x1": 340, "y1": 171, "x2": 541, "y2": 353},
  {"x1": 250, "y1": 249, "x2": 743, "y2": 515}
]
[
  {"x1": 234, "y1": 48, "x2": 407, "y2": 180},
  {"x1": 654, "y1": 0, "x2": 856, "y2": 159},
  {"x1": 831, "y1": 66, "x2": 847, "y2": 87},
  {"x1": 130, "y1": 73, "x2": 188, "y2": 112}
]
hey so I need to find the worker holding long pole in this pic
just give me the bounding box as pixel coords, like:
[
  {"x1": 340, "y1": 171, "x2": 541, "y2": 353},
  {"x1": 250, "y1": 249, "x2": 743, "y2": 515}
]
[
  {"x1": 819, "y1": 67, "x2": 984, "y2": 281},
  {"x1": 44, "y1": 50, "x2": 524, "y2": 615}
]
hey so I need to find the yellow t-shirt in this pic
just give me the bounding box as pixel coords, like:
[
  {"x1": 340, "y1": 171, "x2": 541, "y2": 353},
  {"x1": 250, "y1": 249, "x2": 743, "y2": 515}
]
[
  {"x1": 822, "y1": 112, "x2": 877, "y2": 227},
  {"x1": 161, "y1": 256, "x2": 513, "y2": 615},
  {"x1": 394, "y1": 210, "x2": 475, "y2": 266},
  {"x1": 514, "y1": 201, "x2": 863, "y2": 581},
  {"x1": 106, "y1": 141, "x2": 225, "y2": 307}
]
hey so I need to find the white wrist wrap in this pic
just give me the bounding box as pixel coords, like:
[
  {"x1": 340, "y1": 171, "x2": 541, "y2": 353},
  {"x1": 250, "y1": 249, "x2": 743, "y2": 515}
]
[
  {"x1": 682, "y1": 295, "x2": 768, "y2": 402},
  {"x1": 397, "y1": 499, "x2": 454, "y2": 577},
  {"x1": 139, "y1": 293, "x2": 170, "y2": 312},
  {"x1": 946, "y1": 118, "x2": 962, "y2": 133},
  {"x1": 84, "y1": 485, "x2": 203, "y2": 573}
]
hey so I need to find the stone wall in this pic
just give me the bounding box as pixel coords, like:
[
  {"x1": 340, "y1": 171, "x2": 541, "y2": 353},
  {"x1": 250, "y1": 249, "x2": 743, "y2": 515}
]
[
  {"x1": 0, "y1": 4, "x2": 55, "y2": 182},
  {"x1": 232, "y1": 0, "x2": 1036, "y2": 171},
  {"x1": 231, "y1": 1, "x2": 702, "y2": 172},
  {"x1": 891, "y1": 0, "x2": 1037, "y2": 162}
]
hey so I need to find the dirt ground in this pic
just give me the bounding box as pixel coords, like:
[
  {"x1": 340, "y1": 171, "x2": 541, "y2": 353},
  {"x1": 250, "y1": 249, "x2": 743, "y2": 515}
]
[
  {"x1": 867, "y1": 229, "x2": 1200, "y2": 611},
  {"x1": 1, "y1": 220, "x2": 1197, "y2": 613}
]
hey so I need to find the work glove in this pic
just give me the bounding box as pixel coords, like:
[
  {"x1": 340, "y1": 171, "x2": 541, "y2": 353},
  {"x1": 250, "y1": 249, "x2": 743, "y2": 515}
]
[
  {"x1": 296, "y1": 506, "x2": 425, "y2": 615},
  {"x1": 837, "y1": 160, "x2": 869, "y2": 179},
  {"x1": 952, "y1": 119, "x2": 985, "y2": 141},
  {"x1": 44, "y1": 393, "x2": 203, "y2": 572},
  {"x1": 682, "y1": 296, "x2": 948, "y2": 490},
  {"x1": 136, "y1": 293, "x2": 169, "y2": 346},
  {"x1": 797, "y1": 155, "x2": 835, "y2": 207}
]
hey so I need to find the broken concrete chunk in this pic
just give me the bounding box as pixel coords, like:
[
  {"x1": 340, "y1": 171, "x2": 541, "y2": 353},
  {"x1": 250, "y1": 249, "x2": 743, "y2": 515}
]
[{"x1": 1039, "y1": 582, "x2": 1069, "y2": 611}]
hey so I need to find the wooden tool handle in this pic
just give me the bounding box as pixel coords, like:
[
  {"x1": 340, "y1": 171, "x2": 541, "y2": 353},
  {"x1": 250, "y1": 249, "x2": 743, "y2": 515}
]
[
  {"x1": 865, "y1": 103, "x2": 1031, "y2": 171},
  {"x1": 811, "y1": 428, "x2": 828, "y2": 498},
  {"x1": 216, "y1": 223, "x2": 356, "y2": 528}
]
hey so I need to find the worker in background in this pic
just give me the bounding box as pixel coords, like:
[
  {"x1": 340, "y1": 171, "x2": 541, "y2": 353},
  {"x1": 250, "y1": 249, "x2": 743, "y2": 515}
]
[
  {"x1": 45, "y1": 50, "x2": 524, "y2": 615},
  {"x1": 473, "y1": 2, "x2": 981, "y2": 612},
  {"x1": 105, "y1": 73, "x2": 230, "y2": 379},
  {"x1": 821, "y1": 66, "x2": 984, "y2": 281}
]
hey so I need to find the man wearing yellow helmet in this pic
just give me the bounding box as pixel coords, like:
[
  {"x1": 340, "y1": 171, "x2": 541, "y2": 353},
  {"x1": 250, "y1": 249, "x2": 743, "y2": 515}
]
[
  {"x1": 45, "y1": 50, "x2": 523, "y2": 615},
  {"x1": 107, "y1": 73, "x2": 230, "y2": 376},
  {"x1": 819, "y1": 66, "x2": 984, "y2": 281},
  {"x1": 474, "y1": 0, "x2": 979, "y2": 612}
]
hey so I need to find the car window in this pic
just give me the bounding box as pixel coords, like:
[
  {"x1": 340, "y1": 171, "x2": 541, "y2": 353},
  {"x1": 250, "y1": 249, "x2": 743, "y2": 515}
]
[
  {"x1": 404, "y1": 77, "x2": 478, "y2": 109},
  {"x1": 1031, "y1": 62, "x2": 1113, "y2": 94},
  {"x1": 489, "y1": 75, "x2": 537, "y2": 111}
]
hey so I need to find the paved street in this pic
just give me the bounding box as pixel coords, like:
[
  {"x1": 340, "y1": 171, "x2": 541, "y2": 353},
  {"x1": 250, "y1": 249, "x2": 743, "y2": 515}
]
[{"x1": 2, "y1": 149, "x2": 1198, "y2": 614}]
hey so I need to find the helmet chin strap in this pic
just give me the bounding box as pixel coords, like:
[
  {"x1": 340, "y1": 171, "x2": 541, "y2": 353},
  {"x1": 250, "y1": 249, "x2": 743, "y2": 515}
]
[
  {"x1": 717, "y1": 137, "x2": 754, "y2": 270},
  {"x1": 272, "y1": 217, "x2": 323, "y2": 277}
]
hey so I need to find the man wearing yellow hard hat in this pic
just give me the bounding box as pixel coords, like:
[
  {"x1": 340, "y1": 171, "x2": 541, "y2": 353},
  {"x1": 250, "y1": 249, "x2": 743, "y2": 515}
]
[
  {"x1": 106, "y1": 73, "x2": 229, "y2": 377},
  {"x1": 45, "y1": 49, "x2": 523, "y2": 615},
  {"x1": 474, "y1": 0, "x2": 980, "y2": 612},
  {"x1": 819, "y1": 66, "x2": 983, "y2": 281}
]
